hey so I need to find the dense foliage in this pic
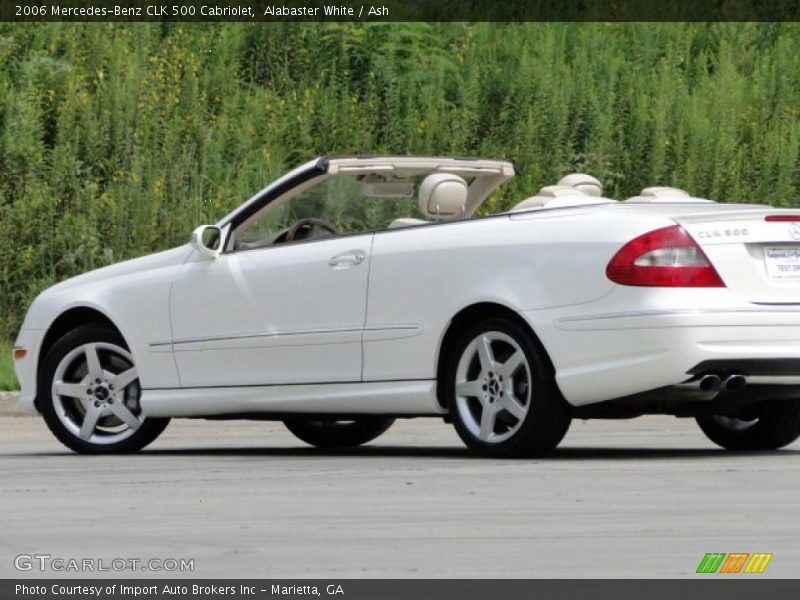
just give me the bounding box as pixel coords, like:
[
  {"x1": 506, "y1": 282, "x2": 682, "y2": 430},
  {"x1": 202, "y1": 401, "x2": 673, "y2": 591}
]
[
  {"x1": 1, "y1": 22, "x2": 799, "y2": 339},
  {"x1": 0, "y1": 340, "x2": 14, "y2": 390}
]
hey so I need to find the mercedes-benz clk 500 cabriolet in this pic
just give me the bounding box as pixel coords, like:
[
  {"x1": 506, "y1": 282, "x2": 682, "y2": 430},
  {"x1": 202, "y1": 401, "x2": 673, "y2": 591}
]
[{"x1": 12, "y1": 156, "x2": 800, "y2": 456}]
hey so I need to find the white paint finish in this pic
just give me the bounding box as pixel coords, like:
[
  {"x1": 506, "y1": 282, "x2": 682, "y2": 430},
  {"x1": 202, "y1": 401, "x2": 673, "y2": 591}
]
[
  {"x1": 140, "y1": 380, "x2": 442, "y2": 417},
  {"x1": 169, "y1": 234, "x2": 373, "y2": 386},
  {"x1": 556, "y1": 307, "x2": 800, "y2": 330},
  {"x1": 362, "y1": 210, "x2": 646, "y2": 381},
  {"x1": 173, "y1": 342, "x2": 361, "y2": 387},
  {"x1": 527, "y1": 286, "x2": 800, "y2": 405}
]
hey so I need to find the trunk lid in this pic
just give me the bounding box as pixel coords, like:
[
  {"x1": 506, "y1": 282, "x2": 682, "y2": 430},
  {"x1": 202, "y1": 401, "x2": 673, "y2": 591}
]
[{"x1": 676, "y1": 207, "x2": 800, "y2": 303}]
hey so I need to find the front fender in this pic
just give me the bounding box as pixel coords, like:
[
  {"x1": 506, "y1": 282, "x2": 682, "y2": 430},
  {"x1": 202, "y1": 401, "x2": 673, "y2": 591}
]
[{"x1": 15, "y1": 246, "x2": 193, "y2": 408}]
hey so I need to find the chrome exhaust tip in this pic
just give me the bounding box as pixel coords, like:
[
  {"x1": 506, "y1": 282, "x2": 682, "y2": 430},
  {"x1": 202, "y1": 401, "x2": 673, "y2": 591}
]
[
  {"x1": 673, "y1": 373, "x2": 722, "y2": 395},
  {"x1": 697, "y1": 373, "x2": 722, "y2": 392},
  {"x1": 723, "y1": 373, "x2": 747, "y2": 392}
]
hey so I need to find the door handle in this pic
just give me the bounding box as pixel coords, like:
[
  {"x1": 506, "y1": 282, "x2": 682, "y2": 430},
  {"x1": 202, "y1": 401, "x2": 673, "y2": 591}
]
[{"x1": 329, "y1": 250, "x2": 367, "y2": 269}]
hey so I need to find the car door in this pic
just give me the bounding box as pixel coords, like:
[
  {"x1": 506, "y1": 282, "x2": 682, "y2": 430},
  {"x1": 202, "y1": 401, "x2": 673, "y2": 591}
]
[{"x1": 169, "y1": 234, "x2": 373, "y2": 388}]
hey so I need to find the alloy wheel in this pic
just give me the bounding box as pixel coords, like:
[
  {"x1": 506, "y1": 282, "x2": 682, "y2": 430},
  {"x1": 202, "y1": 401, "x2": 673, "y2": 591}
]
[
  {"x1": 454, "y1": 331, "x2": 532, "y2": 444},
  {"x1": 51, "y1": 342, "x2": 143, "y2": 445}
]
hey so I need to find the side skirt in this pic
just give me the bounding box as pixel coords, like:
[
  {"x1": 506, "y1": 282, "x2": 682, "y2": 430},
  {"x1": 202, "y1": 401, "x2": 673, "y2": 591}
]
[{"x1": 140, "y1": 380, "x2": 444, "y2": 418}]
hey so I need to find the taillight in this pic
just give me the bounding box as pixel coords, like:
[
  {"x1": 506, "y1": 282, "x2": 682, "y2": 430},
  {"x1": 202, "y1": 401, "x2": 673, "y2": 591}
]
[{"x1": 606, "y1": 225, "x2": 724, "y2": 287}]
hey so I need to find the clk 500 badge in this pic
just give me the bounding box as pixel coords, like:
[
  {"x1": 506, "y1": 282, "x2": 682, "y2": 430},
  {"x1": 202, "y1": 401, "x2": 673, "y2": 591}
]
[{"x1": 697, "y1": 228, "x2": 749, "y2": 239}]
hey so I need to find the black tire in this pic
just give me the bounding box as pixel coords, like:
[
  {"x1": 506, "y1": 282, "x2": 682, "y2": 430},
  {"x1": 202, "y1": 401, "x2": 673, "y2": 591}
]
[
  {"x1": 696, "y1": 399, "x2": 800, "y2": 451},
  {"x1": 283, "y1": 417, "x2": 395, "y2": 448},
  {"x1": 39, "y1": 323, "x2": 170, "y2": 454},
  {"x1": 444, "y1": 317, "x2": 571, "y2": 458}
]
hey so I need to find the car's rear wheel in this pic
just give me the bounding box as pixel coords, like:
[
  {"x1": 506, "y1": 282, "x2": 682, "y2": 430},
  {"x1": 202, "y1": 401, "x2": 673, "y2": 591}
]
[
  {"x1": 39, "y1": 324, "x2": 170, "y2": 454},
  {"x1": 444, "y1": 317, "x2": 571, "y2": 457},
  {"x1": 695, "y1": 399, "x2": 800, "y2": 450},
  {"x1": 283, "y1": 417, "x2": 395, "y2": 448}
]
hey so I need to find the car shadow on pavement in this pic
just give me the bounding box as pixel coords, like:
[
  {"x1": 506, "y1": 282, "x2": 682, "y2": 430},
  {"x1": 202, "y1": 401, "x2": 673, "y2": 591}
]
[
  {"x1": 147, "y1": 445, "x2": 800, "y2": 460},
  {"x1": 7, "y1": 445, "x2": 800, "y2": 460},
  {"x1": 551, "y1": 446, "x2": 800, "y2": 459}
]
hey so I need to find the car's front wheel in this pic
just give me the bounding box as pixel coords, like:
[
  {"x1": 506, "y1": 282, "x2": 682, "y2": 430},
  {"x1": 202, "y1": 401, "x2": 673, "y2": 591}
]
[
  {"x1": 445, "y1": 318, "x2": 571, "y2": 457},
  {"x1": 696, "y1": 399, "x2": 800, "y2": 450},
  {"x1": 283, "y1": 417, "x2": 395, "y2": 448},
  {"x1": 39, "y1": 324, "x2": 170, "y2": 454}
]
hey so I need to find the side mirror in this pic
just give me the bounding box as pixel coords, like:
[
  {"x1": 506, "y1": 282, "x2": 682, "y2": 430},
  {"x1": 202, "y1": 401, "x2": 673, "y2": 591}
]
[{"x1": 190, "y1": 225, "x2": 222, "y2": 258}]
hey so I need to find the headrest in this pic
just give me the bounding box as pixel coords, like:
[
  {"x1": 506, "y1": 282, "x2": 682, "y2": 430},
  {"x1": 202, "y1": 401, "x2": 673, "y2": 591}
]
[
  {"x1": 418, "y1": 173, "x2": 468, "y2": 219},
  {"x1": 510, "y1": 184, "x2": 591, "y2": 212},
  {"x1": 625, "y1": 186, "x2": 714, "y2": 203},
  {"x1": 510, "y1": 180, "x2": 616, "y2": 212},
  {"x1": 539, "y1": 185, "x2": 585, "y2": 198},
  {"x1": 557, "y1": 173, "x2": 603, "y2": 197},
  {"x1": 641, "y1": 186, "x2": 690, "y2": 198}
]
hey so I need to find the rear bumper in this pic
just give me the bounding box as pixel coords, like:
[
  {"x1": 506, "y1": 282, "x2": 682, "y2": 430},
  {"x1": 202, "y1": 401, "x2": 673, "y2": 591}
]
[
  {"x1": 687, "y1": 358, "x2": 800, "y2": 383},
  {"x1": 526, "y1": 297, "x2": 800, "y2": 406}
]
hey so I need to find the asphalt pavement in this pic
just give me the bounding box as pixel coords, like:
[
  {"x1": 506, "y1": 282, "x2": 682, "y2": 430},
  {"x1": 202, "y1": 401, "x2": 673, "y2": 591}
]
[{"x1": 1, "y1": 406, "x2": 798, "y2": 578}]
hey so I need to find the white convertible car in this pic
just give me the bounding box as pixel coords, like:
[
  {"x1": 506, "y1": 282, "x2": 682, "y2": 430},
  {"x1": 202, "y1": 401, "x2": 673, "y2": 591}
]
[{"x1": 12, "y1": 156, "x2": 800, "y2": 456}]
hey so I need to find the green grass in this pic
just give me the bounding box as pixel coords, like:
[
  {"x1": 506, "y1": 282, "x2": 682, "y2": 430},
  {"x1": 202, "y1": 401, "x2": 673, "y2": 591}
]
[
  {"x1": 0, "y1": 341, "x2": 20, "y2": 391},
  {"x1": 1, "y1": 23, "x2": 800, "y2": 338}
]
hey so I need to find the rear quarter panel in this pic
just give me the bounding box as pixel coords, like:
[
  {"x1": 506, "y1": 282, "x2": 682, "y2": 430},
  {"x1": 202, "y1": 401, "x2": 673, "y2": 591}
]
[{"x1": 364, "y1": 207, "x2": 674, "y2": 382}]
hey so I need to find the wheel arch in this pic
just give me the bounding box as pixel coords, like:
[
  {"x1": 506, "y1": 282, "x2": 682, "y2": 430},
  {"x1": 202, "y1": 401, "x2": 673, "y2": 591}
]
[
  {"x1": 35, "y1": 306, "x2": 125, "y2": 409},
  {"x1": 434, "y1": 302, "x2": 556, "y2": 409}
]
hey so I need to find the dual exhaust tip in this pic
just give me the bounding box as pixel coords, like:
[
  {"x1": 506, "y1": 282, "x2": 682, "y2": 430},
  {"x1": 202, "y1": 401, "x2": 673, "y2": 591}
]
[
  {"x1": 698, "y1": 373, "x2": 746, "y2": 393},
  {"x1": 677, "y1": 373, "x2": 747, "y2": 394}
]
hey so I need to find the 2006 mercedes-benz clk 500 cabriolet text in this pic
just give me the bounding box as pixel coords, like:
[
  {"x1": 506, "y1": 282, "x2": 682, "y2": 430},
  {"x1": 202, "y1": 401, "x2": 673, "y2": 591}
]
[{"x1": 12, "y1": 156, "x2": 800, "y2": 456}]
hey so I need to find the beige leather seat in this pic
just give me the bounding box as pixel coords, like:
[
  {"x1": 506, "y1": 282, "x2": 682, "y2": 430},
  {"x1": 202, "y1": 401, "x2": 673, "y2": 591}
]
[
  {"x1": 511, "y1": 186, "x2": 580, "y2": 211},
  {"x1": 511, "y1": 174, "x2": 612, "y2": 212},
  {"x1": 625, "y1": 186, "x2": 714, "y2": 203},
  {"x1": 556, "y1": 173, "x2": 603, "y2": 196},
  {"x1": 388, "y1": 173, "x2": 468, "y2": 229}
]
